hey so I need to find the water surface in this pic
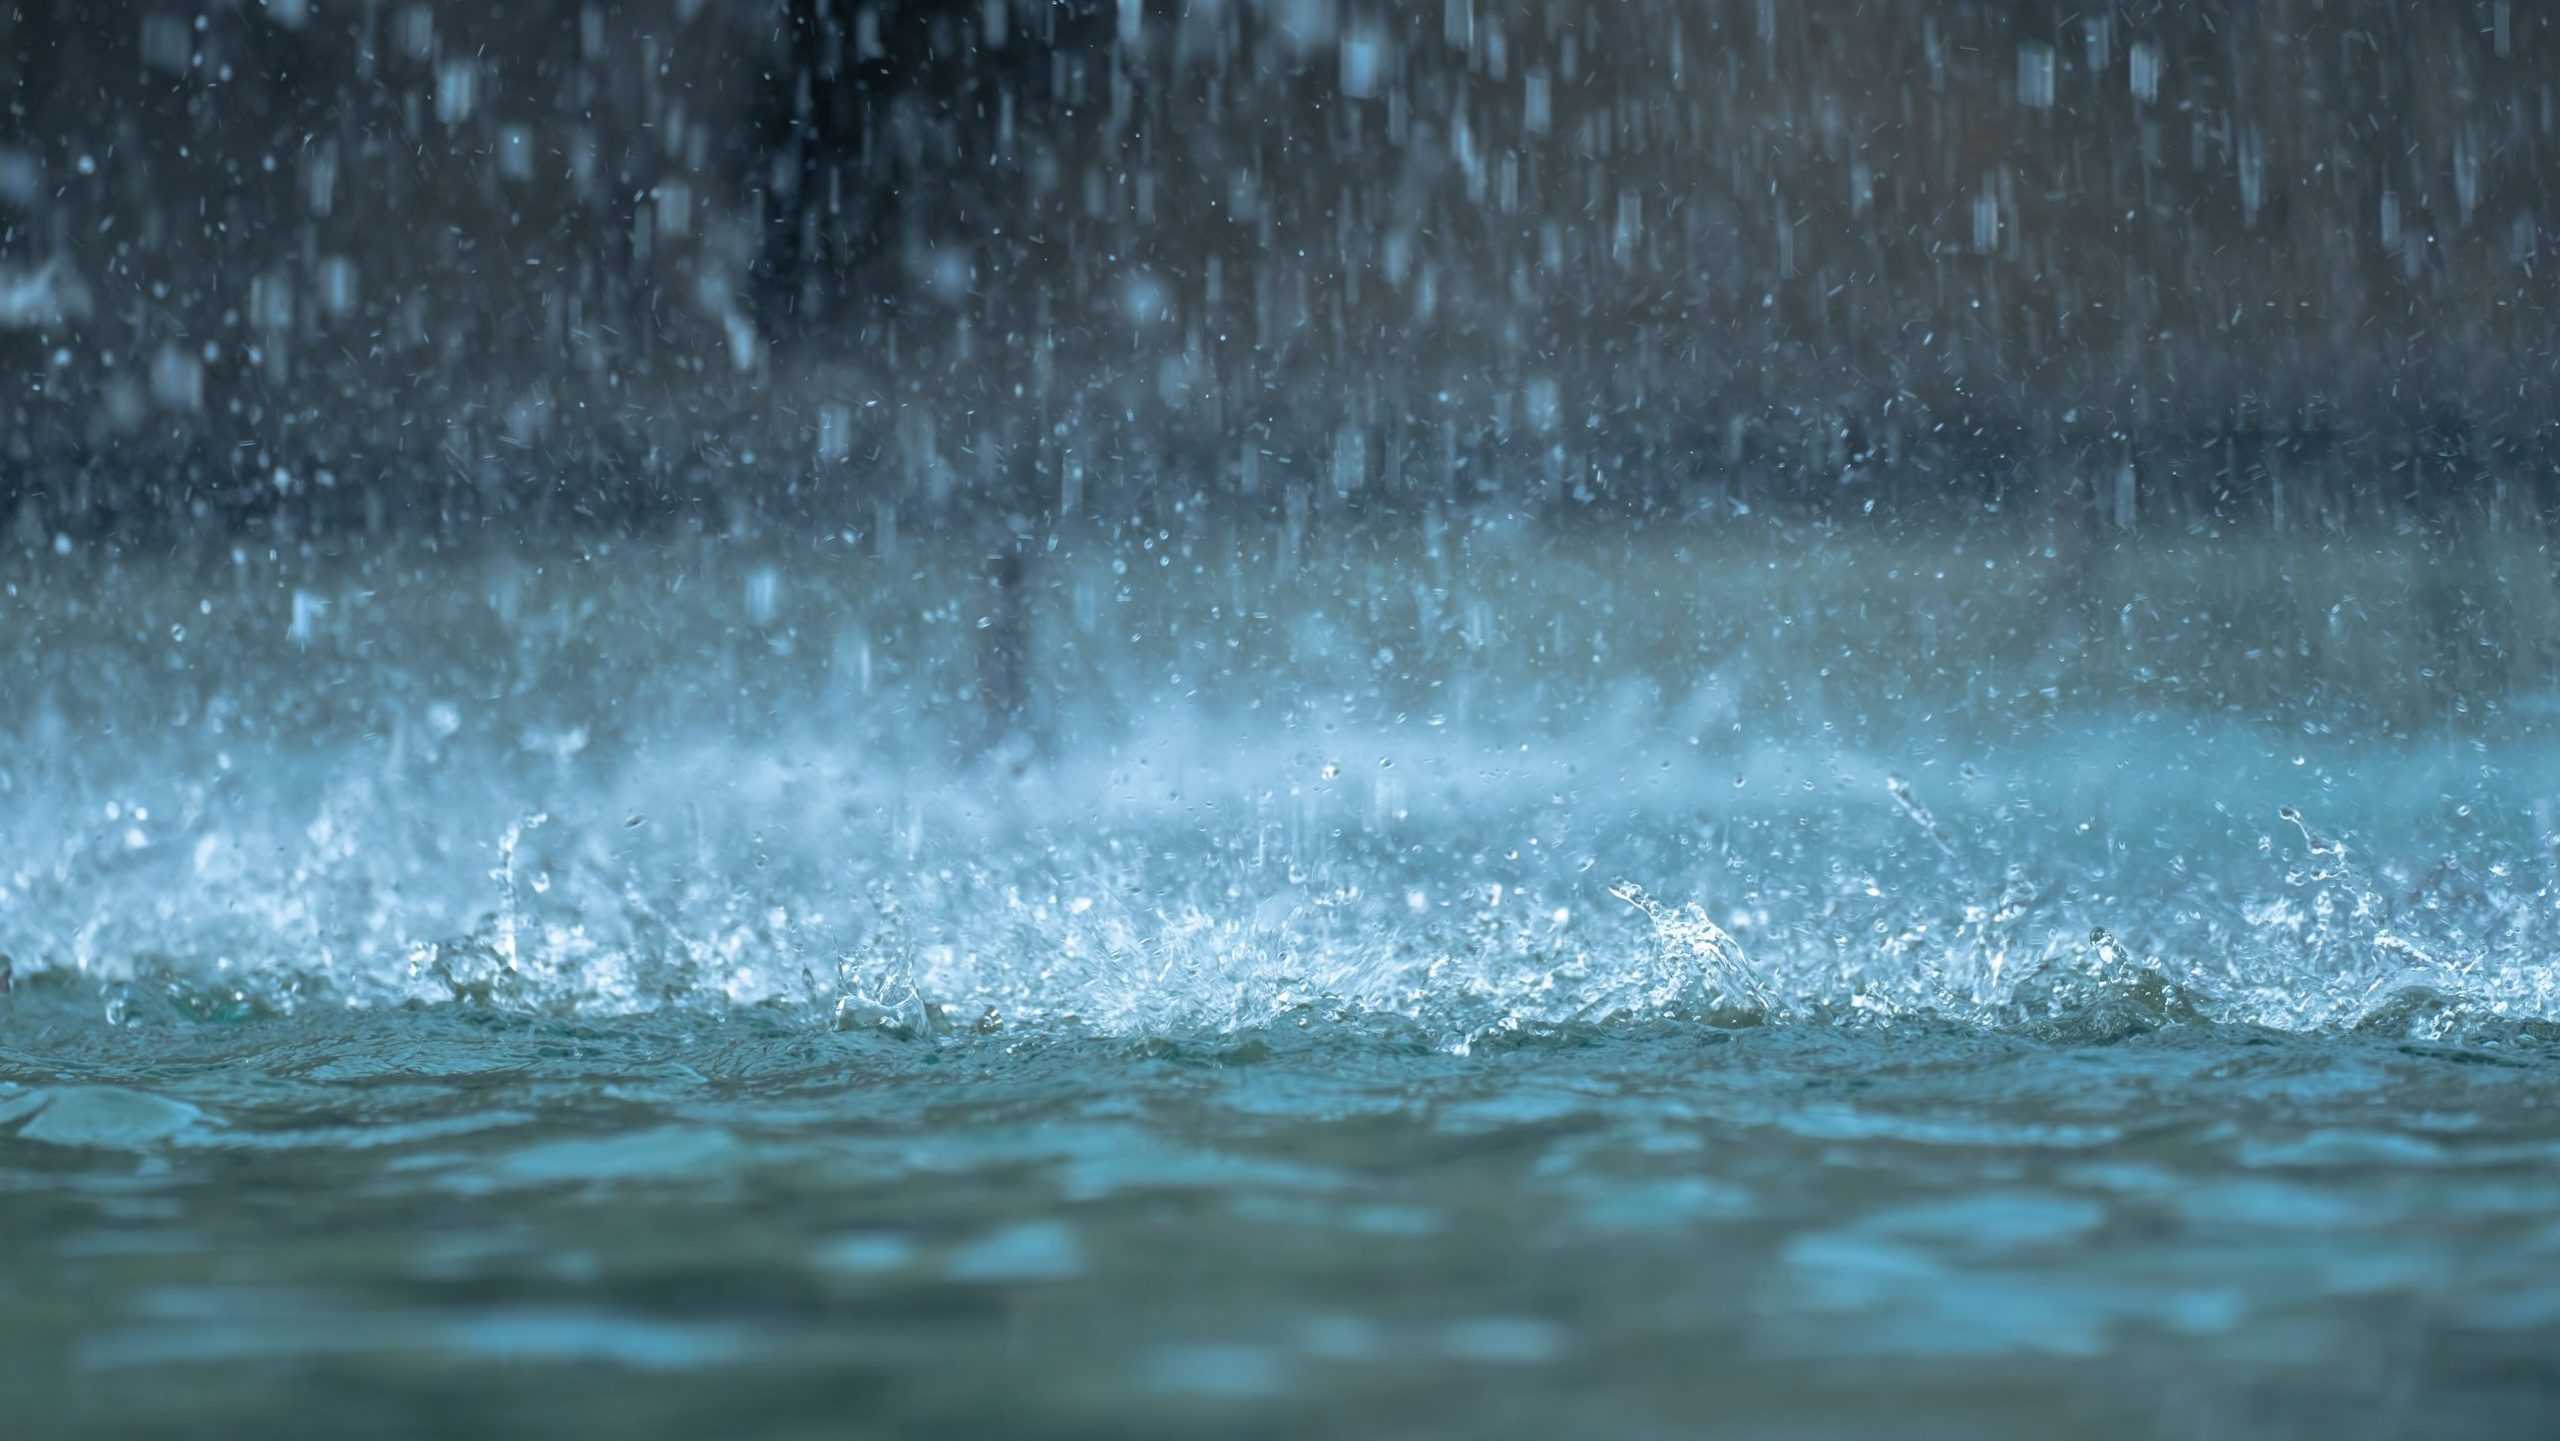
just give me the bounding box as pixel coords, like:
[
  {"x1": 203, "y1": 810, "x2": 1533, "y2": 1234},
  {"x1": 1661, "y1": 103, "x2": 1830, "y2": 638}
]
[{"x1": 6, "y1": 532, "x2": 2559, "y2": 1436}]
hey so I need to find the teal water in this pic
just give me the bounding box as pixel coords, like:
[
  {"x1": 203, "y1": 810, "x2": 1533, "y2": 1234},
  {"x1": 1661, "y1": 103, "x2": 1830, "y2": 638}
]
[
  {"x1": 5, "y1": 998, "x2": 2557, "y2": 1438},
  {"x1": 7, "y1": 536, "x2": 2560, "y2": 1435}
]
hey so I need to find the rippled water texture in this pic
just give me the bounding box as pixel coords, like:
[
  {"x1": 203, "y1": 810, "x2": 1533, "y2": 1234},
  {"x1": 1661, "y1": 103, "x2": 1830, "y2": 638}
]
[
  {"x1": 6, "y1": 1006, "x2": 2558, "y2": 1437},
  {"x1": 6, "y1": 530, "x2": 2560, "y2": 1435}
]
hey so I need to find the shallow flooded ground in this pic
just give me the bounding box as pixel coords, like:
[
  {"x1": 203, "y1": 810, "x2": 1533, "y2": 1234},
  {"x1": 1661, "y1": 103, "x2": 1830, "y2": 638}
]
[{"x1": 5, "y1": 528, "x2": 2559, "y2": 1436}]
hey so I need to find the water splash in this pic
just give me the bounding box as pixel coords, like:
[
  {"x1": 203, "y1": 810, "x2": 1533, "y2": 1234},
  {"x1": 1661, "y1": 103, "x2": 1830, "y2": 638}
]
[
  {"x1": 7, "y1": 537, "x2": 2560, "y2": 1049},
  {"x1": 1606, "y1": 883, "x2": 1775, "y2": 1019}
]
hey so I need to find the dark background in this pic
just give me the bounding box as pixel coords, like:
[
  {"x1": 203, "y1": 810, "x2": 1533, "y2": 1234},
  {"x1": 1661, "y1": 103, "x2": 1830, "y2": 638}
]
[{"x1": 2, "y1": 1, "x2": 2555, "y2": 541}]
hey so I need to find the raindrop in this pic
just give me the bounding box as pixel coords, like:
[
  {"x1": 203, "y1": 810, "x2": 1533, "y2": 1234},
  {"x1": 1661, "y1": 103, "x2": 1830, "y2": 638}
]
[
  {"x1": 435, "y1": 61, "x2": 479, "y2": 126},
  {"x1": 2129, "y1": 41, "x2": 2161, "y2": 104},
  {"x1": 2018, "y1": 43, "x2": 2055, "y2": 110}
]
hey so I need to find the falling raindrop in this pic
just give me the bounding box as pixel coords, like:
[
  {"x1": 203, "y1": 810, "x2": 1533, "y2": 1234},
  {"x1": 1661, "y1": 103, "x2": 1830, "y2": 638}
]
[{"x1": 2129, "y1": 40, "x2": 2161, "y2": 103}]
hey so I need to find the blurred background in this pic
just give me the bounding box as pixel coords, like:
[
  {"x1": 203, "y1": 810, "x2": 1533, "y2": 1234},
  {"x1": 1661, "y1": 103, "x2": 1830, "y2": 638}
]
[{"x1": 3, "y1": 0, "x2": 2554, "y2": 541}]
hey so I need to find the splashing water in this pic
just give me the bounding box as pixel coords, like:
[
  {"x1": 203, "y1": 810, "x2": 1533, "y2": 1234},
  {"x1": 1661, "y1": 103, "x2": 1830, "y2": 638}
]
[
  {"x1": 6, "y1": 530, "x2": 2558, "y2": 1051},
  {"x1": 7, "y1": 530, "x2": 2560, "y2": 1437},
  {"x1": 7, "y1": 4, "x2": 2560, "y2": 1431}
]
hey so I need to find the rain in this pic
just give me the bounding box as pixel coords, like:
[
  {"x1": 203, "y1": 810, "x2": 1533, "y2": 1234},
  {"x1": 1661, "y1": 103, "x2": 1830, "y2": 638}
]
[{"x1": 3, "y1": 3, "x2": 2558, "y2": 1434}]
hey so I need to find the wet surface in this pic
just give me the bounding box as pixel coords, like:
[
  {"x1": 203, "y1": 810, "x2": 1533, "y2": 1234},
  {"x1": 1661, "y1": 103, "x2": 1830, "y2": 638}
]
[
  {"x1": 7, "y1": 533, "x2": 2560, "y2": 1435},
  {"x1": 4, "y1": 1005, "x2": 2557, "y2": 1438}
]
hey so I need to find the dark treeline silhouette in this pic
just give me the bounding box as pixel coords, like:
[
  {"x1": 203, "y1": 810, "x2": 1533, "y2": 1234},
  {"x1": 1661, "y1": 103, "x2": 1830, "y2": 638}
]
[{"x1": 1, "y1": 1, "x2": 2555, "y2": 542}]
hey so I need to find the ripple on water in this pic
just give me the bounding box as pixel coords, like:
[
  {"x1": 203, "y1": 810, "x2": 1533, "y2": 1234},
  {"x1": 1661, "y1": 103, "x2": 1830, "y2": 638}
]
[
  {"x1": 1566, "y1": 1174, "x2": 1755, "y2": 1233},
  {"x1": 1859, "y1": 1190, "x2": 2108, "y2": 1253},
  {"x1": 1438, "y1": 1317, "x2": 1565, "y2": 1365},
  {"x1": 2169, "y1": 1179, "x2": 2396, "y2": 1231},
  {"x1": 486, "y1": 1125, "x2": 745, "y2": 1188},
  {"x1": 9, "y1": 1087, "x2": 209, "y2": 1151},
  {"x1": 441, "y1": 1311, "x2": 750, "y2": 1370},
  {"x1": 1296, "y1": 1315, "x2": 1387, "y2": 1361},
  {"x1": 2235, "y1": 1128, "x2": 2448, "y2": 1168},
  {"x1": 1055, "y1": 1132, "x2": 1348, "y2": 1201},
  {"x1": 1776, "y1": 1231, "x2": 2248, "y2": 1358},
  {"x1": 2453, "y1": 1287, "x2": 2560, "y2": 1331},
  {"x1": 944, "y1": 1220, "x2": 1084, "y2": 1284},
  {"x1": 1773, "y1": 1186, "x2": 2255, "y2": 1359},
  {"x1": 0, "y1": 1086, "x2": 47, "y2": 1126},
  {"x1": 814, "y1": 1232, "x2": 915, "y2": 1275},
  {"x1": 1140, "y1": 1342, "x2": 1288, "y2": 1398},
  {"x1": 86, "y1": 1292, "x2": 747, "y2": 1373},
  {"x1": 1774, "y1": 1104, "x2": 2123, "y2": 1149}
]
